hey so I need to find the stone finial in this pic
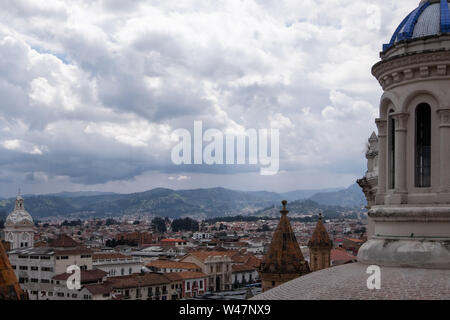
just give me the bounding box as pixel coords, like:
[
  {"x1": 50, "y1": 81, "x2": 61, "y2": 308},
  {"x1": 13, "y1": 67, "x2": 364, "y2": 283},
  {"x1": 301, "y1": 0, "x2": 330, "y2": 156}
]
[{"x1": 280, "y1": 200, "x2": 288, "y2": 215}]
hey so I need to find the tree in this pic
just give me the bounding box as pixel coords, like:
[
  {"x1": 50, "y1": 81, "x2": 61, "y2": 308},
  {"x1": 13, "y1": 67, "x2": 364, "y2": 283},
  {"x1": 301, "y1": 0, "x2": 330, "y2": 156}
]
[
  {"x1": 133, "y1": 220, "x2": 140, "y2": 225},
  {"x1": 152, "y1": 217, "x2": 167, "y2": 233},
  {"x1": 171, "y1": 217, "x2": 199, "y2": 232},
  {"x1": 105, "y1": 218, "x2": 119, "y2": 226}
]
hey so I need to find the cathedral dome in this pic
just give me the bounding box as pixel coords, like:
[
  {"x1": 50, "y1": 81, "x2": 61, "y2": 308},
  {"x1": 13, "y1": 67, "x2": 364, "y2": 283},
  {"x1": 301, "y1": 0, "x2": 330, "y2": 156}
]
[
  {"x1": 383, "y1": 0, "x2": 450, "y2": 52},
  {"x1": 5, "y1": 195, "x2": 33, "y2": 226}
]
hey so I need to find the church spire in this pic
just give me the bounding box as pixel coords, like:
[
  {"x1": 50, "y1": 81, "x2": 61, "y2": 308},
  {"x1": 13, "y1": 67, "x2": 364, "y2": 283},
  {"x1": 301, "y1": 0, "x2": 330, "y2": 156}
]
[
  {"x1": 308, "y1": 211, "x2": 333, "y2": 272},
  {"x1": 0, "y1": 241, "x2": 27, "y2": 300},
  {"x1": 259, "y1": 201, "x2": 310, "y2": 292}
]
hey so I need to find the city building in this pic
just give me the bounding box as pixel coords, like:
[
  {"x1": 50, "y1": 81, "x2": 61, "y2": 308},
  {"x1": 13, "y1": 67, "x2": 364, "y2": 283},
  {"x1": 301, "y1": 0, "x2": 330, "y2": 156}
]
[
  {"x1": 192, "y1": 232, "x2": 213, "y2": 241},
  {"x1": 308, "y1": 213, "x2": 332, "y2": 272},
  {"x1": 92, "y1": 253, "x2": 143, "y2": 277},
  {"x1": 8, "y1": 234, "x2": 94, "y2": 300},
  {"x1": 4, "y1": 194, "x2": 34, "y2": 250},
  {"x1": 145, "y1": 259, "x2": 201, "y2": 273},
  {"x1": 165, "y1": 271, "x2": 209, "y2": 298},
  {"x1": 232, "y1": 264, "x2": 259, "y2": 288},
  {"x1": 108, "y1": 272, "x2": 174, "y2": 300},
  {"x1": 180, "y1": 250, "x2": 233, "y2": 292},
  {"x1": 259, "y1": 201, "x2": 310, "y2": 292}
]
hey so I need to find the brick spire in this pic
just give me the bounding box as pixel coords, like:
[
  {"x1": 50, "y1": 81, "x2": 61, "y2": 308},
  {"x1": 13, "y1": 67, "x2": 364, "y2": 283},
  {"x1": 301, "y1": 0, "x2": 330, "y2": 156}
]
[
  {"x1": 259, "y1": 201, "x2": 310, "y2": 291},
  {"x1": 308, "y1": 212, "x2": 333, "y2": 248},
  {"x1": 0, "y1": 241, "x2": 27, "y2": 300}
]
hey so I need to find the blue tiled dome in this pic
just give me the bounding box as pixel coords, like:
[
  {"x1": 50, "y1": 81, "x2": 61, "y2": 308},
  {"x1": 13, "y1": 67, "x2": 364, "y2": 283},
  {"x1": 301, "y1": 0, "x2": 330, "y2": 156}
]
[{"x1": 383, "y1": 0, "x2": 450, "y2": 52}]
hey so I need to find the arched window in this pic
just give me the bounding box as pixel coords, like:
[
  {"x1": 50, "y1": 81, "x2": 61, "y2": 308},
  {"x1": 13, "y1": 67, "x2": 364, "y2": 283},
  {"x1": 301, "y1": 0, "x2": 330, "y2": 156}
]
[
  {"x1": 388, "y1": 110, "x2": 396, "y2": 189},
  {"x1": 415, "y1": 103, "x2": 431, "y2": 188}
]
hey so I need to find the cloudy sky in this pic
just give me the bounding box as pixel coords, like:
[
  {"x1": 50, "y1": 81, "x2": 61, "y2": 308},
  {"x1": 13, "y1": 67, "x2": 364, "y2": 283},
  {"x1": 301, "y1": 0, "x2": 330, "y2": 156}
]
[{"x1": 0, "y1": 0, "x2": 415, "y2": 197}]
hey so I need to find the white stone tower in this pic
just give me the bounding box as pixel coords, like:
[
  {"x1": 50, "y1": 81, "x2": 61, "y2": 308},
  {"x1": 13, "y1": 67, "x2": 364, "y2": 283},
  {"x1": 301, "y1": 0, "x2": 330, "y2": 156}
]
[
  {"x1": 358, "y1": 0, "x2": 450, "y2": 269},
  {"x1": 4, "y1": 193, "x2": 35, "y2": 250}
]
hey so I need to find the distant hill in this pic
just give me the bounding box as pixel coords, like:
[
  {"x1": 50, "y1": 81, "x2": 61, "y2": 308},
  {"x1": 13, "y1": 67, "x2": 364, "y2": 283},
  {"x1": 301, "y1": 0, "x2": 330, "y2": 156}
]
[
  {"x1": 0, "y1": 187, "x2": 283, "y2": 219},
  {"x1": 0, "y1": 185, "x2": 366, "y2": 220},
  {"x1": 252, "y1": 199, "x2": 362, "y2": 219},
  {"x1": 281, "y1": 188, "x2": 343, "y2": 201},
  {"x1": 45, "y1": 191, "x2": 118, "y2": 198},
  {"x1": 308, "y1": 184, "x2": 366, "y2": 208}
]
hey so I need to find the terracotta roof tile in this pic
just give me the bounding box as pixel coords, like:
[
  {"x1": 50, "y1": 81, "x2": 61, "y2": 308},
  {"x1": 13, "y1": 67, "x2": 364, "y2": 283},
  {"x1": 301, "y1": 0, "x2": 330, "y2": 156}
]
[
  {"x1": 146, "y1": 260, "x2": 200, "y2": 270},
  {"x1": 108, "y1": 273, "x2": 170, "y2": 289},
  {"x1": 53, "y1": 269, "x2": 107, "y2": 282}
]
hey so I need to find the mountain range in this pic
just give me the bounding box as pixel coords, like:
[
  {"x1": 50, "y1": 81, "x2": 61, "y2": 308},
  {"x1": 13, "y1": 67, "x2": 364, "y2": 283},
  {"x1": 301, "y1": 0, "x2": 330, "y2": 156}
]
[{"x1": 0, "y1": 184, "x2": 366, "y2": 220}]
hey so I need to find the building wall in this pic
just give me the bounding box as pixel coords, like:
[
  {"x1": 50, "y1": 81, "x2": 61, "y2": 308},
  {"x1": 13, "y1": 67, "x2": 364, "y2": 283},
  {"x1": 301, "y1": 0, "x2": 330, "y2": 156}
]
[
  {"x1": 309, "y1": 248, "x2": 331, "y2": 272},
  {"x1": 93, "y1": 260, "x2": 143, "y2": 277},
  {"x1": 181, "y1": 255, "x2": 232, "y2": 292}
]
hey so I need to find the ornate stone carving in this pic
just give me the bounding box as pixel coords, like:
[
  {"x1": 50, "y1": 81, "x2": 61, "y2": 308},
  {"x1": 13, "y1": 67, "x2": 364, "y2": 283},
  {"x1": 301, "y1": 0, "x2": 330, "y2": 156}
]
[{"x1": 372, "y1": 51, "x2": 450, "y2": 90}]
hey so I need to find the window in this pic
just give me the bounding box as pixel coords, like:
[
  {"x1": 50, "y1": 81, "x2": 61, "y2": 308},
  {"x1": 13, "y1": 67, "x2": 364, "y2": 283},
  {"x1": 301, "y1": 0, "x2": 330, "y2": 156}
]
[
  {"x1": 187, "y1": 282, "x2": 190, "y2": 290},
  {"x1": 129, "y1": 267, "x2": 132, "y2": 275},
  {"x1": 40, "y1": 256, "x2": 50, "y2": 260},
  {"x1": 19, "y1": 277, "x2": 28, "y2": 284},
  {"x1": 200, "y1": 280, "x2": 203, "y2": 289},
  {"x1": 41, "y1": 279, "x2": 50, "y2": 284},
  {"x1": 11, "y1": 265, "x2": 16, "y2": 270},
  {"x1": 48, "y1": 292, "x2": 53, "y2": 297},
  {"x1": 57, "y1": 292, "x2": 64, "y2": 297},
  {"x1": 388, "y1": 110, "x2": 396, "y2": 189},
  {"x1": 415, "y1": 103, "x2": 431, "y2": 188},
  {"x1": 18, "y1": 255, "x2": 28, "y2": 259},
  {"x1": 19, "y1": 266, "x2": 28, "y2": 270},
  {"x1": 72, "y1": 294, "x2": 78, "y2": 299},
  {"x1": 83, "y1": 295, "x2": 91, "y2": 300},
  {"x1": 121, "y1": 268, "x2": 125, "y2": 276},
  {"x1": 30, "y1": 256, "x2": 39, "y2": 260},
  {"x1": 42, "y1": 267, "x2": 53, "y2": 272},
  {"x1": 31, "y1": 266, "x2": 38, "y2": 271}
]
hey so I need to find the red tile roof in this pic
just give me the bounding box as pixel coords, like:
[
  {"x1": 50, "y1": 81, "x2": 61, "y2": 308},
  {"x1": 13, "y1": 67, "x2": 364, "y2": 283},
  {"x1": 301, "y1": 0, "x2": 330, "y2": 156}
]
[
  {"x1": 53, "y1": 269, "x2": 107, "y2": 282},
  {"x1": 84, "y1": 283, "x2": 112, "y2": 295},
  {"x1": 108, "y1": 273, "x2": 170, "y2": 289},
  {"x1": 232, "y1": 264, "x2": 257, "y2": 273},
  {"x1": 330, "y1": 248, "x2": 357, "y2": 263},
  {"x1": 49, "y1": 234, "x2": 80, "y2": 248},
  {"x1": 146, "y1": 260, "x2": 200, "y2": 270}
]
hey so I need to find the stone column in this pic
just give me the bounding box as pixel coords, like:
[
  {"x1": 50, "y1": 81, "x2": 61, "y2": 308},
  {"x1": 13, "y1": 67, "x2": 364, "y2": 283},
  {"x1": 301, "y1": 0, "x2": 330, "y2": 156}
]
[
  {"x1": 375, "y1": 118, "x2": 387, "y2": 204},
  {"x1": 392, "y1": 113, "x2": 409, "y2": 193},
  {"x1": 437, "y1": 108, "x2": 450, "y2": 192}
]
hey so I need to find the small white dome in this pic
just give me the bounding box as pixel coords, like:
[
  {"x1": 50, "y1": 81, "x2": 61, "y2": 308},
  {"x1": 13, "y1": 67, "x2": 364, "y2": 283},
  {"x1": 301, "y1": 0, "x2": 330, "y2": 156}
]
[{"x1": 6, "y1": 195, "x2": 33, "y2": 225}]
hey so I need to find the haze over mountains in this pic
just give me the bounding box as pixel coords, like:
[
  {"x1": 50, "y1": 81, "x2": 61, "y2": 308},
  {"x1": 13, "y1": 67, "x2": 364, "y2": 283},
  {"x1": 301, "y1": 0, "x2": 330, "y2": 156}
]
[{"x1": 0, "y1": 184, "x2": 366, "y2": 220}]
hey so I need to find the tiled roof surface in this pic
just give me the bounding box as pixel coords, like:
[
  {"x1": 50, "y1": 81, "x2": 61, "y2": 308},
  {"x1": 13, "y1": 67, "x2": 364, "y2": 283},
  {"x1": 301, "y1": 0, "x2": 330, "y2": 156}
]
[
  {"x1": 108, "y1": 273, "x2": 170, "y2": 289},
  {"x1": 53, "y1": 269, "x2": 107, "y2": 282},
  {"x1": 146, "y1": 260, "x2": 200, "y2": 270},
  {"x1": 188, "y1": 250, "x2": 237, "y2": 261},
  {"x1": 168, "y1": 271, "x2": 208, "y2": 280},
  {"x1": 330, "y1": 248, "x2": 357, "y2": 263},
  {"x1": 49, "y1": 234, "x2": 80, "y2": 248},
  {"x1": 253, "y1": 262, "x2": 450, "y2": 300},
  {"x1": 232, "y1": 264, "x2": 258, "y2": 273},
  {"x1": 84, "y1": 283, "x2": 112, "y2": 295}
]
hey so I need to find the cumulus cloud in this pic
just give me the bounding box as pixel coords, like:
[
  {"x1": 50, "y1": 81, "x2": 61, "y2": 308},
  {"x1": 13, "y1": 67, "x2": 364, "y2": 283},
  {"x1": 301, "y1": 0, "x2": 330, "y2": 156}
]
[{"x1": 0, "y1": 0, "x2": 414, "y2": 196}]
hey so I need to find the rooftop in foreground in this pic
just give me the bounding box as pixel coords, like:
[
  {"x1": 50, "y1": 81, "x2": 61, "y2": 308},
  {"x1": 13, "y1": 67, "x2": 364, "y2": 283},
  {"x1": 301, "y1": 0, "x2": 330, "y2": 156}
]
[{"x1": 252, "y1": 262, "x2": 450, "y2": 300}]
